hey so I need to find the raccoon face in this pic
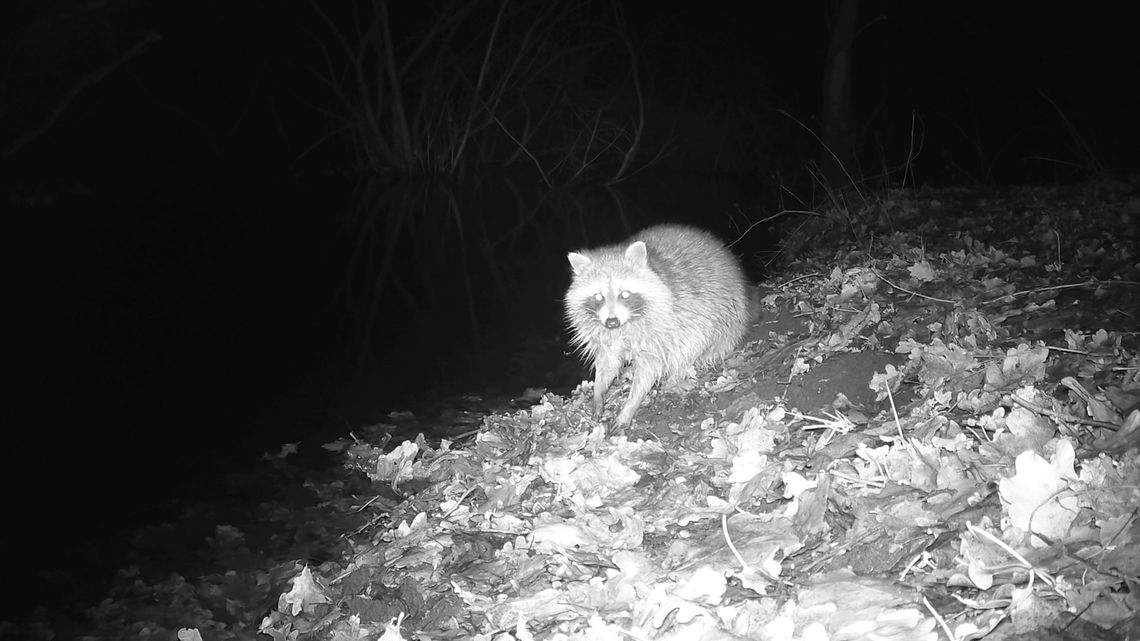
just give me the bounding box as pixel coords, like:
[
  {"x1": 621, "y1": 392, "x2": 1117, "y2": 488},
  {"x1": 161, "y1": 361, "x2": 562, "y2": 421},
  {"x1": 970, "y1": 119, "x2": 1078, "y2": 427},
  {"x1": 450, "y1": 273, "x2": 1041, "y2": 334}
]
[
  {"x1": 566, "y1": 241, "x2": 655, "y2": 331},
  {"x1": 581, "y1": 287, "x2": 647, "y2": 329}
]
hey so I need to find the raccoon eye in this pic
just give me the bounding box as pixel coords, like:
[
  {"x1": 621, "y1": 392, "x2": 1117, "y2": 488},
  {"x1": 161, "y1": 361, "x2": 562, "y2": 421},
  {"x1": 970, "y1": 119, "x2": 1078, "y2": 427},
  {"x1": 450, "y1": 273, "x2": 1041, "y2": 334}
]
[
  {"x1": 619, "y1": 290, "x2": 631, "y2": 300},
  {"x1": 592, "y1": 293, "x2": 604, "y2": 303}
]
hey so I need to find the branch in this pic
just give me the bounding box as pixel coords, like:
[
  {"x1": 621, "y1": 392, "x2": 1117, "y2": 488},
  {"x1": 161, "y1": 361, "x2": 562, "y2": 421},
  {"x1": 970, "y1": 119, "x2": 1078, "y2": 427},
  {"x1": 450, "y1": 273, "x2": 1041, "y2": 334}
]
[{"x1": 4, "y1": 32, "x2": 162, "y2": 158}]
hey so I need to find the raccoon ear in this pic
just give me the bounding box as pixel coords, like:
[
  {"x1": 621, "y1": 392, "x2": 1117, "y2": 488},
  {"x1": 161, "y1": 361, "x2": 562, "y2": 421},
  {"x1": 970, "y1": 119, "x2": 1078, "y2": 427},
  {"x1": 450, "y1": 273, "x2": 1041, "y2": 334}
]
[
  {"x1": 624, "y1": 241, "x2": 648, "y2": 267},
  {"x1": 567, "y1": 252, "x2": 591, "y2": 274}
]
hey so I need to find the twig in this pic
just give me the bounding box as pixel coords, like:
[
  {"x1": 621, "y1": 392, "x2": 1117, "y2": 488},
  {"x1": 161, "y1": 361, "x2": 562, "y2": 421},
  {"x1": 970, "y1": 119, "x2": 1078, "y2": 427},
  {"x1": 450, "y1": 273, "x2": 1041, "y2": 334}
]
[
  {"x1": 776, "y1": 272, "x2": 823, "y2": 288},
  {"x1": 5, "y1": 32, "x2": 162, "y2": 157},
  {"x1": 967, "y1": 522, "x2": 1056, "y2": 590},
  {"x1": 984, "y1": 279, "x2": 1140, "y2": 306},
  {"x1": 492, "y1": 116, "x2": 551, "y2": 186},
  {"x1": 870, "y1": 268, "x2": 956, "y2": 305},
  {"x1": 451, "y1": 0, "x2": 508, "y2": 168},
  {"x1": 774, "y1": 107, "x2": 866, "y2": 206},
  {"x1": 922, "y1": 596, "x2": 954, "y2": 641},
  {"x1": 1009, "y1": 393, "x2": 1119, "y2": 430},
  {"x1": 722, "y1": 513, "x2": 751, "y2": 574},
  {"x1": 605, "y1": 0, "x2": 644, "y2": 185},
  {"x1": 727, "y1": 210, "x2": 814, "y2": 249}
]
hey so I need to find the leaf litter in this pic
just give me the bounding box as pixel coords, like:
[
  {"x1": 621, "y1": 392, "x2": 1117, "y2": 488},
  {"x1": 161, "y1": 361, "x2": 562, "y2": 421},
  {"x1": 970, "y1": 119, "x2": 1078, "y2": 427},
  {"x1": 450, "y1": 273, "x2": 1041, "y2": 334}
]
[{"x1": 30, "y1": 185, "x2": 1140, "y2": 640}]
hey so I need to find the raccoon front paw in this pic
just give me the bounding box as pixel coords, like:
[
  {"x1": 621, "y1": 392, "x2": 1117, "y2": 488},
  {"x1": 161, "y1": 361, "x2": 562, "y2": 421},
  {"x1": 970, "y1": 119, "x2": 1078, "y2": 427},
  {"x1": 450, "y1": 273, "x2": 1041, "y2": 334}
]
[
  {"x1": 663, "y1": 373, "x2": 697, "y2": 393},
  {"x1": 614, "y1": 405, "x2": 637, "y2": 427}
]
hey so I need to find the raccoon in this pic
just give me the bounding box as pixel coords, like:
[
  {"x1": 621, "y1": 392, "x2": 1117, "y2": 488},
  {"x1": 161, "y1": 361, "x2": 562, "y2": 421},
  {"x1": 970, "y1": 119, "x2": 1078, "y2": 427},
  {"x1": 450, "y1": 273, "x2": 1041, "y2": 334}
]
[{"x1": 564, "y1": 224, "x2": 750, "y2": 426}]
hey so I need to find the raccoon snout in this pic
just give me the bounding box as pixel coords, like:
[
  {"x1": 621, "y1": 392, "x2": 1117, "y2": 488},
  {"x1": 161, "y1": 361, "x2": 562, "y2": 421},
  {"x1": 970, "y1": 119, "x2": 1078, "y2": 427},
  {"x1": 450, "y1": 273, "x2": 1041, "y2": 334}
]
[{"x1": 604, "y1": 317, "x2": 622, "y2": 329}]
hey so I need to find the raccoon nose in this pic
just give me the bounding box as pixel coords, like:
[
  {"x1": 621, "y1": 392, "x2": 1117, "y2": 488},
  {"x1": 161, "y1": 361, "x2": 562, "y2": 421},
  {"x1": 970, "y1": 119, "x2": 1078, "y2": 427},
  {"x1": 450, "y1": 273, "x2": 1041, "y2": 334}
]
[{"x1": 604, "y1": 317, "x2": 622, "y2": 329}]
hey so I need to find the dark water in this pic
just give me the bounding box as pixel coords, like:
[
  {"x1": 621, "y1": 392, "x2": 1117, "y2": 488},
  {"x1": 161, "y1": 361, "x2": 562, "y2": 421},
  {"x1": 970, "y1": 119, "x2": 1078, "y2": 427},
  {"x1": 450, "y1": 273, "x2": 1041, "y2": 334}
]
[{"x1": 4, "y1": 170, "x2": 775, "y2": 621}]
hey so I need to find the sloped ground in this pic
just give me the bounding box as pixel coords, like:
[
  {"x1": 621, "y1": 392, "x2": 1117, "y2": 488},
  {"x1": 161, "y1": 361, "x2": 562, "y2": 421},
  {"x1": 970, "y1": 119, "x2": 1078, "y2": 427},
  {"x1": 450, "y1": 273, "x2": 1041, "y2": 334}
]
[{"x1": 11, "y1": 184, "x2": 1139, "y2": 641}]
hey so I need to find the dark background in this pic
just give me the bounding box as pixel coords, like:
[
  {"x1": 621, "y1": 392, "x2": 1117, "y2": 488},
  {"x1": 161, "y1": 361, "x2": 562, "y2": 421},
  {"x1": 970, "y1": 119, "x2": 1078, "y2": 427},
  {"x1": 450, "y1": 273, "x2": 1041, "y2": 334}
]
[{"x1": 3, "y1": 0, "x2": 1138, "y2": 622}]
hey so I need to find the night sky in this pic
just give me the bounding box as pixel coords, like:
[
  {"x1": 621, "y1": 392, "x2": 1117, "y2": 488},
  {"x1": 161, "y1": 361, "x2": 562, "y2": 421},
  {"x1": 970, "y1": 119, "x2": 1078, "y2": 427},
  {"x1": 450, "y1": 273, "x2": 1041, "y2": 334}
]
[{"x1": 3, "y1": 0, "x2": 1139, "y2": 621}]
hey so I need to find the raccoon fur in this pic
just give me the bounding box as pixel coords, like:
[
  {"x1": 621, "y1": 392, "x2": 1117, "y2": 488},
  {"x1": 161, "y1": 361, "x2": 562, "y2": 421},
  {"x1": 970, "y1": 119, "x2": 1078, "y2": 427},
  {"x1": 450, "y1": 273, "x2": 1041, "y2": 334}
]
[{"x1": 564, "y1": 224, "x2": 750, "y2": 426}]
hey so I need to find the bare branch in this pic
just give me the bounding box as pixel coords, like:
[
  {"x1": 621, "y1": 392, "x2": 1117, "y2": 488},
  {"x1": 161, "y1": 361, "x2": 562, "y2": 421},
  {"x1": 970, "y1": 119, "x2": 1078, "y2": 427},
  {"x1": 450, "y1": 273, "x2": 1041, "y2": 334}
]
[{"x1": 4, "y1": 32, "x2": 162, "y2": 158}]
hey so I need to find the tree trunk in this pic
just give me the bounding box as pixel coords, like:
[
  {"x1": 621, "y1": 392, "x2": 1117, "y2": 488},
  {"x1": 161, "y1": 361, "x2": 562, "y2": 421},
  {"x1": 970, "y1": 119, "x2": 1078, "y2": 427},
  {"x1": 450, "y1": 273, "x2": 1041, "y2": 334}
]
[{"x1": 820, "y1": 0, "x2": 860, "y2": 186}]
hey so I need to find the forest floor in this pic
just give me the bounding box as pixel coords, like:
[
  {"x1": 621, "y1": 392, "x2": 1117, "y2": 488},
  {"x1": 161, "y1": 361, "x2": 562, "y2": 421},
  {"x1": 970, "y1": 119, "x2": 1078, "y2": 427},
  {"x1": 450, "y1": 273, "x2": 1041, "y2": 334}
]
[{"x1": 9, "y1": 183, "x2": 1140, "y2": 641}]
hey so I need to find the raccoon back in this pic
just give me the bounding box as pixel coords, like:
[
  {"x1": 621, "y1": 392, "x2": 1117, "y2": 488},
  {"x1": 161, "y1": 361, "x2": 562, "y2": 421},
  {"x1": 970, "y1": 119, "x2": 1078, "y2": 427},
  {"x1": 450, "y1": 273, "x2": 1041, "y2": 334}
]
[{"x1": 632, "y1": 224, "x2": 748, "y2": 363}]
